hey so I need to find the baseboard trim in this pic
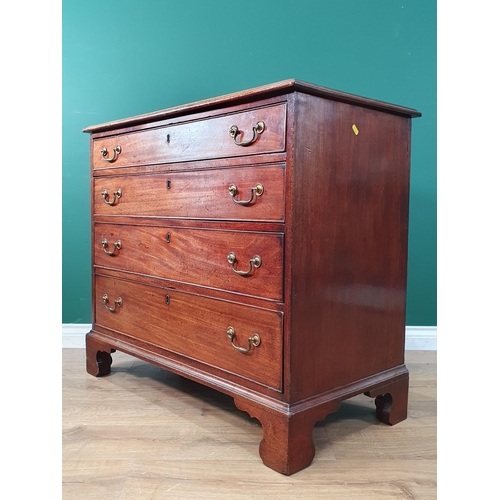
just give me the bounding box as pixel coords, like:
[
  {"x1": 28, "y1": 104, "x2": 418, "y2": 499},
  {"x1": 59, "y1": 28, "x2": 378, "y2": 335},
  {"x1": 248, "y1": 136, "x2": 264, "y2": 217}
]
[
  {"x1": 404, "y1": 326, "x2": 437, "y2": 350},
  {"x1": 62, "y1": 324, "x2": 437, "y2": 350},
  {"x1": 62, "y1": 324, "x2": 91, "y2": 348}
]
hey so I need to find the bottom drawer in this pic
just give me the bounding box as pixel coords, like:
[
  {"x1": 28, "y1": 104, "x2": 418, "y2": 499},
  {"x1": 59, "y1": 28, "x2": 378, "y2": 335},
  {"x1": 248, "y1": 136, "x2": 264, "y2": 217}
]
[{"x1": 95, "y1": 275, "x2": 283, "y2": 391}]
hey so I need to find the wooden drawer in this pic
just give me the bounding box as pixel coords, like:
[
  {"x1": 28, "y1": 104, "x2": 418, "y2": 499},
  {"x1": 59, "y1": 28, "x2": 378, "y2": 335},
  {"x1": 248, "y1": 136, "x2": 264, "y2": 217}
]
[
  {"x1": 93, "y1": 103, "x2": 286, "y2": 169},
  {"x1": 93, "y1": 165, "x2": 284, "y2": 221},
  {"x1": 95, "y1": 275, "x2": 283, "y2": 391},
  {"x1": 94, "y1": 224, "x2": 283, "y2": 301}
]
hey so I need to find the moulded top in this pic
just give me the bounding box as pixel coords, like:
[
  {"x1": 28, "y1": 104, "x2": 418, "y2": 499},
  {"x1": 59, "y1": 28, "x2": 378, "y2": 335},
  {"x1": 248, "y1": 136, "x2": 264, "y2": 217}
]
[{"x1": 83, "y1": 79, "x2": 422, "y2": 134}]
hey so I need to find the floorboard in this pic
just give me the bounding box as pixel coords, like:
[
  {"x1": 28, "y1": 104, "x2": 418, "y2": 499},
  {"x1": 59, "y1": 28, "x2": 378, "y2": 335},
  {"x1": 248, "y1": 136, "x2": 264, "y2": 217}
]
[{"x1": 62, "y1": 349, "x2": 436, "y2": 499}]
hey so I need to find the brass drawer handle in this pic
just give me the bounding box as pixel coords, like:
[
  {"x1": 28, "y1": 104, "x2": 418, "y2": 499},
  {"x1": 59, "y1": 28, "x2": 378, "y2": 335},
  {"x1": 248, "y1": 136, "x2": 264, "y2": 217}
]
[
  {"x1": 228, "y1": 183, "x2": 264, "y2": 205},
  {"x1": 103, "y1": 294, "x2": 122, "y2": 312},
  {"x1": 101, "y1": 188, "x2": 122, "y2": 206},
  {"x1": 229, "y1": 121, "x2": 265, "y2": 146},
  {"x1": 101, "y1": 238, "x2": 122, "y2": 255},
  {"x1": 100, "y1": 145, "x2": 121, "y2": 162},
  {"x1": 227, "y1": 252, "x2": 261, "y2": 276},
  {"x1": 226, "y1": 326, "x2": 261, "y2": 353}
]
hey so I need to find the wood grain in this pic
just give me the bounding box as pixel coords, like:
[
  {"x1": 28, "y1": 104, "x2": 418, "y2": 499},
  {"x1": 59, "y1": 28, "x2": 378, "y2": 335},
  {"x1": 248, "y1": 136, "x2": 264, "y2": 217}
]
[
  {"x1": 85, "y1": 82, "x2": 420, "y2": 475},
  {"x1": 63, "y1": 349, "x2": 436, "y2": 499},
  {"x1": 82, "y1": 79, "x2": 420, "y2": 134},
  {"x1": 93, "y1": 165, "x2": 285, "y2": 221},
  {"x1": 286, "y1": 93, "x2": 411, "y2": 402},
  {"x1": 94, "y1": 224, "x2": 284, "y2": 300},
  {"x1": 94, "y1": 276, "x2": 284, "y2": 390},
  {"x1": 92, "y1": 103, "x2": 286, "y2": 168}
]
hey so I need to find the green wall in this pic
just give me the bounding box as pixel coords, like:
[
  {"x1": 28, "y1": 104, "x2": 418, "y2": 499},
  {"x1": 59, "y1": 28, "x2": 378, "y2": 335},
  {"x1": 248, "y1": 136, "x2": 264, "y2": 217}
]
[{"x1": 62, "y1": 0, "x2": 436, "y2": 325}]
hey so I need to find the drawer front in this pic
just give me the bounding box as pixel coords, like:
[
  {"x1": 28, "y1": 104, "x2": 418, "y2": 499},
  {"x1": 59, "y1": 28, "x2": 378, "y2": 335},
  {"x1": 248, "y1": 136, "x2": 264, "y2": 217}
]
[
  {"x1": 95, "y1": 224, "x2": 283, "y2": 301},
  {"x1": 94, "y1": 165, "x2": 284, "y2": 221},
  {"x1": 95, "y1": 275, "x2": 283, "y2": 390},
  {"x1": 93, "y1": 103, "x2": 286, "y2": 169}
]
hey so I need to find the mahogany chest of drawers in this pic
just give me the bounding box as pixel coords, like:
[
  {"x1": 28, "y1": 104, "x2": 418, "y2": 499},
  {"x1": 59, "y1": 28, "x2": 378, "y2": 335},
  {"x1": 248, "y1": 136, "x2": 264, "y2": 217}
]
[{"x1": 84, "y1": 79, "x2": 421, "y2": 475}]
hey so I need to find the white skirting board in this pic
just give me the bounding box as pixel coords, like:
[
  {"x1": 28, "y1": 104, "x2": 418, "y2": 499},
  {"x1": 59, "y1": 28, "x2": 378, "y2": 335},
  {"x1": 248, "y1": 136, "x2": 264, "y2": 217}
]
[
  {"x1": 62, "y1": 324, "x2": 437, "y2": 350},
  {"x1": 62, "y1": 324, "x2": 93, "y2": 348}
]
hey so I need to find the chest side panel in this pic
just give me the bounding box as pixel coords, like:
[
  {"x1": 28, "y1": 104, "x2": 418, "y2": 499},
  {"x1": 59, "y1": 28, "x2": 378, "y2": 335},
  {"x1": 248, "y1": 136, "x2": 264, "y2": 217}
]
[{"x1": 288, "y1": 93, "x2": 412, "y2": 402}]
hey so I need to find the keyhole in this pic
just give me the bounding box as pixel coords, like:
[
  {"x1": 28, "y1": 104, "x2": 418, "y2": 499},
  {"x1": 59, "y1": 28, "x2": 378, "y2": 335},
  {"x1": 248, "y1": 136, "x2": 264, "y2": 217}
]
[
  {"x1": 166, "y1": 232, "x2": 171, "y2": 243},
  {"x1": 167, "y1": 179, "x2": 171, "y2": 189}
]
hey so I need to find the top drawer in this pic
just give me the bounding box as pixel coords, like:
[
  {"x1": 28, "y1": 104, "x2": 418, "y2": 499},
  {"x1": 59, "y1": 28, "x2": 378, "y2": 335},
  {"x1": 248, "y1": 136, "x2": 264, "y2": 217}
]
[{"x1": 93, "y1": 103, "x2": 286, "y2": 169}]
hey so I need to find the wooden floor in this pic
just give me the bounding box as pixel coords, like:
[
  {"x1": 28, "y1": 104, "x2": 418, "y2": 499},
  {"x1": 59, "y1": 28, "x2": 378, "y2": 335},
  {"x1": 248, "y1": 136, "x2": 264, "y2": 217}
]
[{"x1": 62, "y1": 349, "x2": 436, "y2": 499}]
